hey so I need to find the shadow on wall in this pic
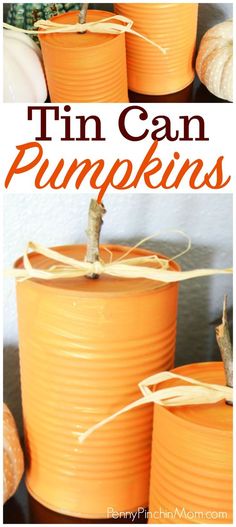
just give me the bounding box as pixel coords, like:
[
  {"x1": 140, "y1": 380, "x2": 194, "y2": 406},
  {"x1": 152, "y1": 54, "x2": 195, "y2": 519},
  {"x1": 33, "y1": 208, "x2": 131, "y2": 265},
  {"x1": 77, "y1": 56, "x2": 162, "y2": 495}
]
[
  {"x1": 3, "y1": 345, "x2": 23, "y2": 435},
  {"x1": 197, "y1": 3, "x2": 232, "y2": 45},
  {"x1": 176, "y1": 281, "x2": 232, "y2": 367},
  {"x1": 139, "y1": 238, "x2": 232, "y2": 367}
]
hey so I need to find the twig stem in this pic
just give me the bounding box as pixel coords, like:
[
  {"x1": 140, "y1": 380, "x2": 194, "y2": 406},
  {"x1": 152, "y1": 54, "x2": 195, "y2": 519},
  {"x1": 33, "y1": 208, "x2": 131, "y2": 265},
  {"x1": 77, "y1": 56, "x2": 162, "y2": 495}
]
[
  {"x1": 85, "y1": 199, "x2": 106, "y2": 279},
  {"x1": 79, "y1": 3, "x2": 89, "y2": 25},
  {"x1": 215, "y1": 295, "x2": 233, "y2": 405}
]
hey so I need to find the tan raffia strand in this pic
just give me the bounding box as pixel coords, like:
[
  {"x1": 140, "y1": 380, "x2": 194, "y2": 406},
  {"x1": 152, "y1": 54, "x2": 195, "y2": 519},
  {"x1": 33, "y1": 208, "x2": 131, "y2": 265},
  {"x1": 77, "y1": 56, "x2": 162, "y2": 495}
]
[
  {"x1": 78, "y1": 371, "x2": 233, "y2": 444},
  {"x1": 6, "y1": 233, "x2": 232, "y2": 282},
  {"x1": 3, "y1": 15, "x2": 167, "y2": 54}
]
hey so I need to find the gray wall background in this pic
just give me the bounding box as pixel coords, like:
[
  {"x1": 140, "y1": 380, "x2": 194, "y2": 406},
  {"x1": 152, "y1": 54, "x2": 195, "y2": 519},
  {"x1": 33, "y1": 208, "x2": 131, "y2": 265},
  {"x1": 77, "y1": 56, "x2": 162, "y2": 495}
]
[{"x1": 4, "y1": 194, "x2": 233, "y2": 431}]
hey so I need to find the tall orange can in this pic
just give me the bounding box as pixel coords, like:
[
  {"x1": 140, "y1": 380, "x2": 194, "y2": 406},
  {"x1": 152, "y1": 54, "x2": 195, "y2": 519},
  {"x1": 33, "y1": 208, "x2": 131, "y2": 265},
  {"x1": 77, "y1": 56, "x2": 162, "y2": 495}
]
[
  {"x1": 148, "y1": 362, "x2": 233, "y2": 524},
  {"x1": 114, "y1": 3, "x2": 198, "y2": 95},
  {"x1": 39, "y1": 10, "x2": 128, "y2": 102},
  {"x1": 15, "y1": 244, "x2": 179, "y2": 518}
]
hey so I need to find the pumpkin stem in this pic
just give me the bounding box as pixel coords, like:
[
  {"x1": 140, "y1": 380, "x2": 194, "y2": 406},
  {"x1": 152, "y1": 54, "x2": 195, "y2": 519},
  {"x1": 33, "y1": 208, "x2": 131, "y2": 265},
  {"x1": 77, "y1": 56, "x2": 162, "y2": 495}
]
[
  {"x1": 79, "y1": 3, "x2": 89, "y2": 25},
  {"x1": 215, "y1": 295, "x2": 233, "y2": 405},
  {"x1": 85, "y1": 199, "x2": 106, "y2": 279}
]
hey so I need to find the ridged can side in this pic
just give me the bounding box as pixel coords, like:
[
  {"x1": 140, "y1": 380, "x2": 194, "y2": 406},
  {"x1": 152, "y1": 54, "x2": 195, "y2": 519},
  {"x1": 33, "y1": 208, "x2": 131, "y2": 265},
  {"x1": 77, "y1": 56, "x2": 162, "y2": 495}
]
[
  {"x1": 15, "y1": 244, "x2": 179, "y2": 518},
  {"x1": 148, "y1": 362, "x2": 233, "y2": 524},
  {"x1": 39, "y1": 10, "x2": 129, "y2": 102},
  {"x1": 114, "y1": 3, "x2": 198, "y2": 95}
]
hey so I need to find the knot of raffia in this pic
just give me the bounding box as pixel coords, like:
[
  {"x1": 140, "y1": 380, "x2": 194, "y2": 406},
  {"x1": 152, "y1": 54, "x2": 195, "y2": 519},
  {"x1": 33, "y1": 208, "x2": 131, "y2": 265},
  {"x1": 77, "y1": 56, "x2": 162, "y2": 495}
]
[{"x1": 6, "y1": 238, "x2": 233, "y2": 283}]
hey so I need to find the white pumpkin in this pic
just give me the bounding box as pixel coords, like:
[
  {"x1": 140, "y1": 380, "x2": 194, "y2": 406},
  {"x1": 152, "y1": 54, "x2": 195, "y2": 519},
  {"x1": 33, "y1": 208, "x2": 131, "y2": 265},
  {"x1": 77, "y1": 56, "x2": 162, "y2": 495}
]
[
  {"x1": 196, "y1": 19, "x2": 233, "y2": 102},
  {"x1": 4, "y1": 29, "x2": 48, "y2": 103}
]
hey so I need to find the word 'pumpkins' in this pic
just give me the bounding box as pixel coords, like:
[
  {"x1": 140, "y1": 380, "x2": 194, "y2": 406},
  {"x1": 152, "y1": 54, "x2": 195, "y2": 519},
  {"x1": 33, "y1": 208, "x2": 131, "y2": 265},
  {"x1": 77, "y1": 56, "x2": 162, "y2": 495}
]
[
  {"x1": 3, "y1": 404, "x2": 24, "y2": 503},
  {"x1": 196, "y1": 19, "x2": 233, "y2": 102},
  {"x1": 3, "y1": 30, "x2": 48, "y2": 102}
]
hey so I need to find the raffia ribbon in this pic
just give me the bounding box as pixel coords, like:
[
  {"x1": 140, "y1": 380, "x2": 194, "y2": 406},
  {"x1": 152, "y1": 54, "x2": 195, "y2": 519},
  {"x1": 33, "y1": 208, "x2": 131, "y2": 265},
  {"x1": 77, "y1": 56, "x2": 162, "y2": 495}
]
[
  {"x1": 3, "y1": 14, "x2": 167, "y2": 54},
  {"x1": 6, "y1": 235, "x2": 232, "y2": 282},
  {"x1": 78, "y1": 371, "x2": 233, "y2": 444}
]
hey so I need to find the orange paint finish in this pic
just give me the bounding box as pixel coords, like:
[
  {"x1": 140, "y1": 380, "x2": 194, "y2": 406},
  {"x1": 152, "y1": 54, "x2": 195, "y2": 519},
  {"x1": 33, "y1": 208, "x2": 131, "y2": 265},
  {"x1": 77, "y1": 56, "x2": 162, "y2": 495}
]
[
  {"x1": 148, "y1": 362, "x2": 233, "y2": 524},
  {"x1": 39, "y1": 10, "x2": 129, "y2": 102},
  {"x1": 114, "y1": 3, "x2": 198, "y2": 95},
  {"x1": 15, "y1": 244, "x2": 179, "y2": 518}
]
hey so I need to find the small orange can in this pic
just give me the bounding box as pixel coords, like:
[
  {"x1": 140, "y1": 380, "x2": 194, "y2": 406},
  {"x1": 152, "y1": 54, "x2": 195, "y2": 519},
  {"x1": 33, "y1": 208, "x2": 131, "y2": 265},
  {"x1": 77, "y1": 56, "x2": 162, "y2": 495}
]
[
  {"x1": 148, "y1": 362, "x2": 233, "y2": 524},
  {"x1": 114, "y1": 3, "x2": 198, "y2": 95},
  {"x1": 39, "y1": 10, "x2": 129, "y2": 102},
  {"x1": 15, "y1": 244, "x2": 179, "y2": 518}
]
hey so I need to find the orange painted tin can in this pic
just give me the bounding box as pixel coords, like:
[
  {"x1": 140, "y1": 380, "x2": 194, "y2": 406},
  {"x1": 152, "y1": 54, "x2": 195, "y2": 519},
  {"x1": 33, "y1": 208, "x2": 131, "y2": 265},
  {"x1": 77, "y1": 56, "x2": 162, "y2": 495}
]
[
  {"x1": 148, "y1": 362, "x2": 233, "y2": 524},
  {"x1": 114, "y1": 3, "x2": 198, "y2": 95},
  {"x1": 39, "y1": 10, "x2": 128, "y2": 102},
  {"x1": 15, "y1": 244, "x2": 179, "y2": 518}
]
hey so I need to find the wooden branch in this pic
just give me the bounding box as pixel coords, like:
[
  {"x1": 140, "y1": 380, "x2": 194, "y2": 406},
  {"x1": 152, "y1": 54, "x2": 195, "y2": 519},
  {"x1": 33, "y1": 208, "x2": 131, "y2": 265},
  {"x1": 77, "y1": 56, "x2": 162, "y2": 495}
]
[
  {"x1": 85, "y1": 199, "x2": 106, "y2": 279},
  {"x1": 79, "y1": 3, "x2": 89, "y2": 25},
  {"x1": 215, "y1": 295, "x2": 233, "y2": 405}
]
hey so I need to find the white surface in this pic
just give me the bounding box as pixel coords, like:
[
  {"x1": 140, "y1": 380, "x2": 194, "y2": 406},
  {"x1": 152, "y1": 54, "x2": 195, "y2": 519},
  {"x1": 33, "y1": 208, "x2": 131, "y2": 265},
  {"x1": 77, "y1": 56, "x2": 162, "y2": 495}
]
[
  {"x1": 2, "y1": 102, "x2": 233, "y2": 195},
  {"x1": 197, "y1": 3, "x2": 233, "y2": 43},
  {"x1": 3, "y1": 194, "x2": 233, "y2": 426}
]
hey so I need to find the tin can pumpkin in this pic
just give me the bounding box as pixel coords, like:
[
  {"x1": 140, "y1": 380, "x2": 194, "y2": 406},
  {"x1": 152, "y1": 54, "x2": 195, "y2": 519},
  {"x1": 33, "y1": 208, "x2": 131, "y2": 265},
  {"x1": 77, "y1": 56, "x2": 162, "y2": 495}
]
[
  {"x1": 39, "y1": 10, "x2": 129, "y2": 102},
  {"x1": 15, "y1": 244, "x2": 179, "y2": 517},
  {"x1": 114, "y1": 3, "x2": 198, "y2": 95},
  {"x1": 148, "y1": 362, "x2": 233, "y2": 524}
]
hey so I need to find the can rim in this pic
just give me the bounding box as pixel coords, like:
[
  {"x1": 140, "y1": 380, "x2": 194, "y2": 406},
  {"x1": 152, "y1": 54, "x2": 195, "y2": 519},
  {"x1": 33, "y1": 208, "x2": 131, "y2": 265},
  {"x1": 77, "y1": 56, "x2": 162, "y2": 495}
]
[
  {"x1": 14, "y1": 243, "x2": 180, "y2": 298},
  {"x1": 39, "y1": 10, "x2": 125, "y2": 51},
  {"x1": 155, "y1": 362, "x2": 232, "y2": 436}
]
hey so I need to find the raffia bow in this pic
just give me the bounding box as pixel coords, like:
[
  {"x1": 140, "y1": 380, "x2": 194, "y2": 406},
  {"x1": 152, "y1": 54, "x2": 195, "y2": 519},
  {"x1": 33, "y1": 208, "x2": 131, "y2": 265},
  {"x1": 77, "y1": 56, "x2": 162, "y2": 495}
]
[
  {"x1": 6, "y1": 235, "x2": 232, "y2": 282},
  {"x1": 78, "y1": 371, "x2": 233, "y2": 444},
  {"x1": 3, "y1": 14, "x2": 167, "y2": 54}
]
